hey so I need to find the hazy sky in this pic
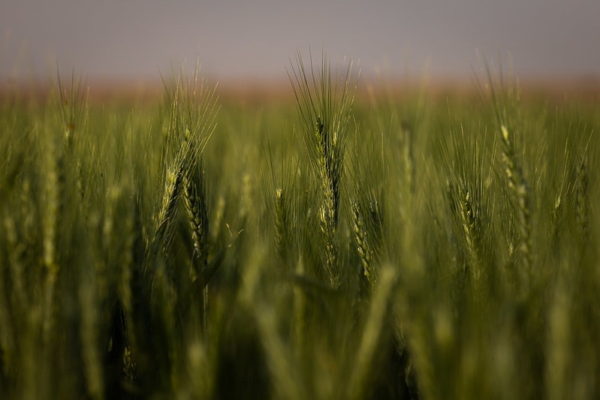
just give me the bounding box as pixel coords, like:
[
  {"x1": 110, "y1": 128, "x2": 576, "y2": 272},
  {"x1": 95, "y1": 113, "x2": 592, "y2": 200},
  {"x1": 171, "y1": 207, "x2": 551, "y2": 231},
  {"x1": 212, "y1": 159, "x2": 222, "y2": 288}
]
[{"x1": 1, "y1": 0, "x2": 599, "y2": 83}]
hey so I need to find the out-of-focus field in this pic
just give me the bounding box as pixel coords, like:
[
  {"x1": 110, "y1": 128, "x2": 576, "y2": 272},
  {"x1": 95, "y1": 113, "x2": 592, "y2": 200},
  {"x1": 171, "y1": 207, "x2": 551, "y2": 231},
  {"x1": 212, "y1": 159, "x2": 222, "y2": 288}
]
[{"x1": 1, "y1": 66, "x2": 599, "y2": 399}]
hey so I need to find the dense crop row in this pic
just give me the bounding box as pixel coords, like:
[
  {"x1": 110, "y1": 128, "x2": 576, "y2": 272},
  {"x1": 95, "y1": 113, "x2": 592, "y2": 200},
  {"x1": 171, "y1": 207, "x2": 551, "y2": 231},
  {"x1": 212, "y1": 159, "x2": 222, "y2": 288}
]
[{"x1": 0, "y1": 60, "x2": 599, "y2": 399}]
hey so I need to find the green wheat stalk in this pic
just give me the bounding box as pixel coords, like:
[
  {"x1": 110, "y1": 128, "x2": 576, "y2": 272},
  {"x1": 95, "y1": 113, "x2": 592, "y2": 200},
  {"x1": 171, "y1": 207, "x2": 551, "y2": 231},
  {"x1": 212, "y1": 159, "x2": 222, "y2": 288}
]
[
  {"x1": 500, "y1": 125, "x2": 532, "y2": 278},
  {"x1": 289, "y1": 53, "x2": 355, "y2": 288},
  {"x1": 351, "y1": 200, "x2": 376, "y2": 286}
]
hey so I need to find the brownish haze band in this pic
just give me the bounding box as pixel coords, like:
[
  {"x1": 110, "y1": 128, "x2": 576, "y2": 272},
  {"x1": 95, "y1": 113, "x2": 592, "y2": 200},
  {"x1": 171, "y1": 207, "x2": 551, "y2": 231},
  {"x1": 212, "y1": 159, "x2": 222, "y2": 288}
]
[{"x1": 1, "y1": 76, "x2": 599, "y2": 105}]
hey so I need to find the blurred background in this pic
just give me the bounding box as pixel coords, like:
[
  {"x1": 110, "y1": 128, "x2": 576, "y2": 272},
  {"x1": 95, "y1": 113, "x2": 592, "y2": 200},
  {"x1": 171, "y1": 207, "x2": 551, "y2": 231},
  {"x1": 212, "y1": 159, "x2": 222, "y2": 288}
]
[{"x1": 1, "y1": 0, "x2": 599, "y2": 94}]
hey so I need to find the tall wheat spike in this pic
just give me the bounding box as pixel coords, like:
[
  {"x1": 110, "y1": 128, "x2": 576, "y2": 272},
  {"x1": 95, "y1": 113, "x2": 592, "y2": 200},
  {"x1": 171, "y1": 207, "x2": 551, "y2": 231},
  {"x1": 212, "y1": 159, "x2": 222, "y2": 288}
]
[
  {"x1": 456, "y1": 184, "x2": 483, "y2": 283},
  {"x1": 153, "y1": 64, "x2": 219, "y2": 262},
  {"x1": 351, "y1": 200, "x2": 375, "y2": 286},
  {"x1": 500, "y1": 125, "x2": 532, "y2": 281},
  {"x1": 183, "y1": 166, "x2": 209, "y2": 279},
  {"x1": 290, "y1": 53, "x2": 355, "y2": 288},
  {"x1": 153, "y1": 162, "x2": 184, "y2": 256}
]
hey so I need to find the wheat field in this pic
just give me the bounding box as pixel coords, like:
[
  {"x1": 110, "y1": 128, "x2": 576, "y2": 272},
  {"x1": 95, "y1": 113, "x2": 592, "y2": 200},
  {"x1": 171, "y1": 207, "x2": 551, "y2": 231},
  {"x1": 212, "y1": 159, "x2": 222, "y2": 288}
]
[{"x1": 0, "y1": 59, "x2": 599, "y2": 399}]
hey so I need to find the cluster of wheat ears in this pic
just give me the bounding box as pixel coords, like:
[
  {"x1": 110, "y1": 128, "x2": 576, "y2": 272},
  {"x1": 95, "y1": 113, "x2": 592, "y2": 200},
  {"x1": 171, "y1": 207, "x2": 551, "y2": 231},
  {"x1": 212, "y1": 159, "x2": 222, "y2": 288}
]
[{"x1": 0, "y1": 56, "x2": 599, "y2": 399}]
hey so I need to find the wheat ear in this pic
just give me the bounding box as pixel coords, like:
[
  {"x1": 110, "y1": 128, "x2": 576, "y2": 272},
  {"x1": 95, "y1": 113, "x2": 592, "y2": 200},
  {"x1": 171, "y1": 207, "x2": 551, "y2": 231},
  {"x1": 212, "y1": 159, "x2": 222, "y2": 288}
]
[
  {"x1": 501, "y1": 125, "x2": 532, "y2": 279},
  {"x1": 351, "y1": 200, "x2": 375, "y2": 286},
  {"x1": 183, "y1": 168, "x2": 209, "y2": 278}
]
